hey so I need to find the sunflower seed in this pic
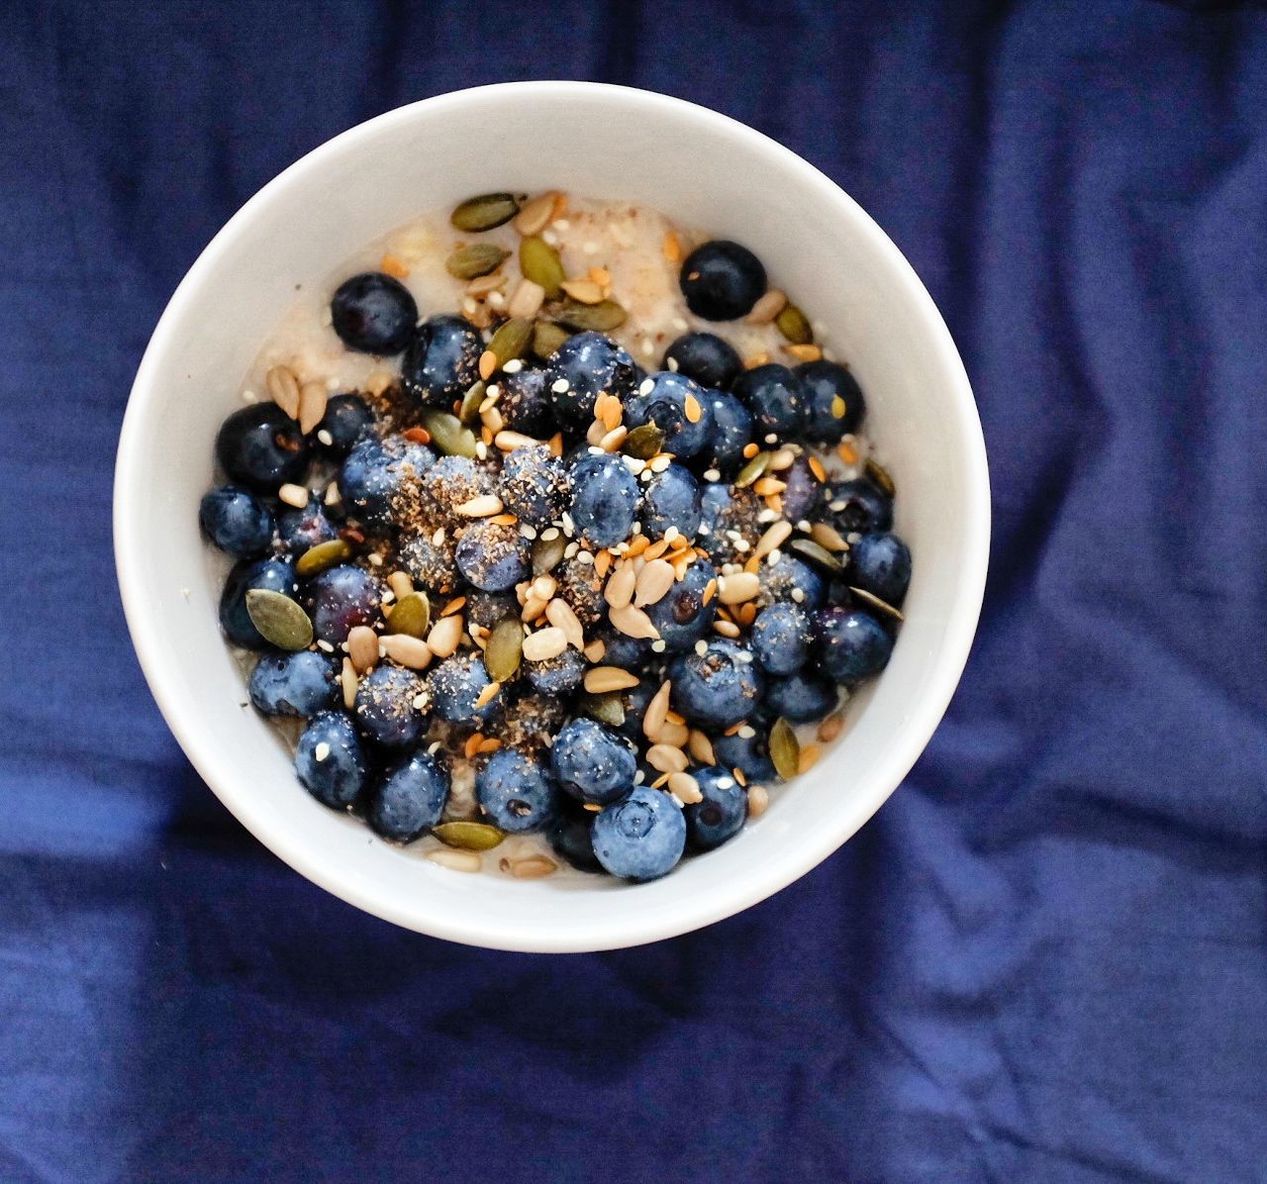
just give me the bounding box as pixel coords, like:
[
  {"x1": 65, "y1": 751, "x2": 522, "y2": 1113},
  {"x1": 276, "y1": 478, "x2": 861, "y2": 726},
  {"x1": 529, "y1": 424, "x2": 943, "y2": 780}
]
[
  {"x1": 745, "y1": 288, "x2": 788, "y2": 325},
  {"x1": 340, "y1": 657, "x2": 357, "y2": 709},
  {"x1": 456, "y1": 494, "x2": 504, "y2": 517},
  {"x1": 609, "y1": 603, "x2": 660, "y2": 640},
  {"x1": 426, "y1": 848, "x2": 482, "y2": 872},
  {"x1": 646, "y1": 744, "x2": 689, "y2": 773},
  {"x1": 667, "y1": 771, "x2": 703, "y2": 804},
  {"x1": 642, "y1": 680, "x2": 672, "y2": 740},
  {"x1": 244, "y1": 589, "x2": 312, "y2": 650},
  {"x1": 508, "y1": 279, "x2": 546, "y2": 319},
  {"x1": 426, "y1": 613, "x2": 464, "y2": 659},
  {"x1": 633, "y1": 559, "x2": 675, "y2": 608},
  {"x1": 584, "y1": 666, "x2": 640, "y2": 694},
  {"x1": 688, "y1": 729, "x2": 716, "y2": 765},
  {"x1": 604, "y1": 564, "x2": 637, "y2": 609},
  {"x1": 266, "y1": 365, "x2": 300, "y2": 418},
  {"x1": 522, "y1": 627, "x2": 567, "y2": 662},
  {"x1": 717, "y1": 572, "x2": 760, "y2": 605},
  {"x1": 809, "y1": 522, "x2": 850, "y2": 552},
  {"x1": 747, "y1": 784, "x2": 769, "y2": 818},
  {"x1": 545, "y1": 598, "x2": 584, "y2": 650}
]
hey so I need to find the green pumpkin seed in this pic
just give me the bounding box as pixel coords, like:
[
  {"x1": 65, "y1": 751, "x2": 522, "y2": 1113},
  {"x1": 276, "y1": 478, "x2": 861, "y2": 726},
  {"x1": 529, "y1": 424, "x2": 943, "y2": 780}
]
[
  {"x1": 864, "y1": 457, "x2": 896, "y2": 497},
  {"x1": 734, "y1": 451, "x2": 771, "y2": 488},
  {"x1": 433, "y1": 821, "x2": 506, "y2": 851},
  {"x1": 487, "y1": 316, "x2": 533, "y2": 367},
  {"x1": 531, "y1": 320, "x2": 571, "y2": 358},
  {"x1": 422, "y1": 410, "x2": 478, "y2": 458},
  {"x1": 531, "y1": 533, "x2": 566, "y2": 575},
  {"x1": 295, "y1": 538, "x2": 351, "y2": 577},
  {"x1": 579, "y1": 692, "x2": 626, "y2": 728},
  {"x1": 458, "y1": 381, "x2": 487, "y2": 425},
  {"x1": 484, "y1": 616, "x2": 524, "y2": 683},
  {"x1": 519, "y1": 236, "x2": 565, "y2": 298},
  {"x1": 775, "y1": 304, "x2": 813, "y2": 345},
  {"x1": 244, "y1": 589, "x2": 313, "y2": 651},
  {"x1": 386, "y1": 591, "x2": 430, "y2": 637},
  {"x1": 788, "y1": 537, "x2": 843, "y2": 573},
  {"x1": 769, "y1": 717, "x2": 800, "y2": 781},
  {"x1": 552, "y1": 299, "x2": 627, "y2": 332},
  {"x1": 849, "y1": 585, "x2": 905, "y2": 622},
  {"x1": 621, "y1": 423, "x2": 665, "y2": 460},
  {"x1": 445, "y1": 242, "x2": 509, "y2": 280},
  {"x1": 450, "y1": 193, "x2": 519, "y2": 233}
]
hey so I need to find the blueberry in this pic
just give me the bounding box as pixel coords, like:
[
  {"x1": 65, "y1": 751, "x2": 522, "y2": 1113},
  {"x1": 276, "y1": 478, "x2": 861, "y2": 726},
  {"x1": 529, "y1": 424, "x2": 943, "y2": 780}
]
[
  {"x1": 275, "y1": 495, "x2": 339, "y2": 554},
  {"x1": 418, "y1": 455, "x2": 496, "y2": 520},
  {"x1": 641, "y1": 462, "x2": 701, "y2": 538},
  {"x1": 712, "y1": 731, "x2": 776, "y2": 783},
  {"x1": 295, "y1": 711, "x2": 368, "y2": 809},
  {"x1": 826, "y1": 479, "x2": 893, "y2": 534},
  {"x1": 501, "y1": 693, "x2": 569, "y2": 753},
  {"x1": 644, "y1": 557, "x2": 717, "y2": 653},
  {"x1": 339, "y1": 435, "x2": 434, "y2": 527},
  {"x1": 547, "y1": 799, "x2": 606, "y2": 873},
  {"x1": 848, "y1": 532, "x2": 912, "y2": 606},
  {"x1": 610, "y1": 676, "x2": 660, "y2": 742},
  {"x1": 685, "y1": 766, "x2": 748, "y2": 851},
  {"x1": 732, "y1": 364, "x2": 808, "y2": 439},
  {"x1": 592, "y1": 627, "x2": 652, "y2": 671},
  {"x1": 750, "y1": 603, "x2": 811, "y2": 676},
  {"x1": 314, "y1": 394, "x2": 376, "y2": 459},
  {"x1": 464, "y1": 590, "x2": 518, "y2": 632},
  {"x1": 591, "y1": 786, "x2": 686, "y2": 881},
  {"x1": 795, "y1": 360, "x2": 866, "y2": 441},
  {"x1": 248, "y1": 649, "x2": 339, "y2": 717},
  {"x1": 759, "y1": 554, "x2": 826, "y2": 612},
  {"x1": 814, "y1": 606, "x2": 894, "y2": 684},
  {"x1": 568, "y1": 453, "x2": 640, "y2": 548},
  {"x1": 549, "y1": 717, "x2": 636, "y2": 805},
  {"x1": 698, "y1": 484, "x2": 763, "y2": 567},
  {"x1": 555, "y1": 553, "x2": 607, "y2": 629},
  {"x1": 780, "y1": 457, "x2": 826, "y2": 525},
  {"x1": 426, "y1": 654, "x2": 497, "y2": 725},
  {"x1": 679, "y1": 240, "x2": 767, "y2": 321},
  {"x1": 663, "y1": 332, "x2": 742, "y2": 389},
  {"x1": 495, "y1": 366, "x2": 555, "y2": 437},
  {"x1": 702, "y1": 391, "x2": 754, "y2": 476},
  {"x1": 402, "y1": 314, "x2": 482, "y2": 406},
  {"x1": 219, "y1": 556, "x2": 298, "y2": 649},
  {"x1": 455, "y1": 521, "x2": 530, "y2": 592},
  {"x1": 355, "y1": 663, "x2": 427, "y2": 749},
  {"x1": 545, "y1": 332, "x2": 641, "y2": 429},
  {"x1": 499, "y1": 445, "x2": 570, "y2": 525},
  {"x1": 302, "y1": 563, "x2": 380, "y2": 643},
  {"x1": 525, "y1": 647, "x2": 586, "y2": 695},
  {"x1": 330, "y1": 272, "x2": 417, "y2": 355},
  {"x1": 199, "y1": 485, "x2": 273, "y2": 557},
  {"x1": 215, "y1": 403, "x2": 310, "y2": 494},
  {"x1": 397, "y1": 530, "x2": 458, "y2": 595},
  {"x1": 366, "y1": 750, "x2": 450, "y2": 842},
  {"x1": 669, "y1": 638, "x2": 764, "y2": 729},
  {"x1": 624, "y1": 372, "x2": 713, "y2": 459},
  {"x1": 764, "y1": 671, "x2": 838, "y2": 723},
  {"x1": 476, "y1": 748, "x2": 560, "y2": 832}
]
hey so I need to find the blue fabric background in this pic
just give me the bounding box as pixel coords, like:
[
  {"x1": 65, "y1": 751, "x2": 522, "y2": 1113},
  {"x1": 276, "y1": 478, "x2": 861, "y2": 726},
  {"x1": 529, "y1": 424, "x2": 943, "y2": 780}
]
[{"x1": 3, "y1": 2, "x2": 1265, "y2": 1181}]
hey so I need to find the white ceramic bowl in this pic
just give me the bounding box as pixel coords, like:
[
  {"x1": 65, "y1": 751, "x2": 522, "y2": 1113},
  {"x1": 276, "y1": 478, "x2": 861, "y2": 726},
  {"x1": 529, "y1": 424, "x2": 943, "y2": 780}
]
[{"x1": 114, "y1": 82, "x2": 989, "y2": 952}]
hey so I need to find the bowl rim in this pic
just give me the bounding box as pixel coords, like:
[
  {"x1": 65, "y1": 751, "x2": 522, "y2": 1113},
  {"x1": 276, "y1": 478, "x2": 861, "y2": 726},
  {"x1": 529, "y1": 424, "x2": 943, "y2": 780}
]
[{"x1": 114, "y1": 80, "x2": 990, "y2": 951}]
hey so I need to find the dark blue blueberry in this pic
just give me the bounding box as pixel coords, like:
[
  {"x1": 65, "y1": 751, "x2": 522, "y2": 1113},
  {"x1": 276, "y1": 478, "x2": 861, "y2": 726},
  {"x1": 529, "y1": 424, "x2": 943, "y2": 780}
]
[
  {"x1": 591, "y1": 786, "x2": 686, "y2": 880},
  {"x1": 555, "y1": 553, "x2": 607, "y2": 629},
  {"x1": 814, "y1": 606, "x2": 895, "y2": 684},
  {"x1": 199, "y1": 485, "x2": 273, "y2": 557},
  {"x1": 732, "y1": 364, "x2": 808, "y2": 439},
  {"x1": 685, "y1": 766, "x2": 748, "y2": 851},
  {"x1": 750, "y1": 603, "x2": 811, "y2": 676},
  {"x1": 624, "y1": 372, "x2": 713, "y2": 458},
  {"x1": 780, "y1": 457, "x2": 826, "y2": 524},
  {"x1": 275, "y1": 496, "x2": 339, "y2": 554},
  {"x1": 764, "y1": 671, "x2": 838, "y2": 724},
  {"x1": 826, "y1": 479, "x2": 893, "y2": 535},
  {"x1": 330, "y1": 272, "x2": 417, "y2": 355},
  {"x1": 495, "y1": 366, "x2": 555, "y2": 437},
  {"x1": 464, "y1": 590, "x2": 518, "y2": 631},
  {"x1": 295, "y1": 711, "x2": 368, "y2": 809},
  {"x1": 697, "y1": 484, "x2": 764, "y2": 566},
  {"x1": 248, "y1": 649, "x2": 338, "y2": 717},
  {"x1": 669, "y1": 638, "x2": 764, "y2": 729},
  {"x1": 641, "y1": 462, "x2": 701, "y2": 538},
  {"x1": 549, "y1": 717, "x2": 636, "y2": 805},
  {"x1": 848, "y1": 532, "x2": 912, "y2": 606},
  {"x1": 454, "y1": 521, "x2": 530, "y2": 592},
  {"x1": 402, "y1": 314, "x2": 482, "y2": 406},
  {"x1": 544, "y1": 332, "x2": 642, "y2": 429},
  {"x1": 663, "y1": 332, "x2": 742, "y2": 389},
  {"x1": 499, "y1": 444, "x2": 570, "y2": 525},
  {"x1": 604, "y1": 675, "x2": 659, "y2": 743},
  {"x1": 215, "y1": 403, "x2": 310, "y2": 494},
  {"x1": 593, "y1": 627, "x2": 651, "y2": 671},
  {"x1": 219, "y1": 556, "x2": 298, "y2": 649},
  {"x1": 526, "y1": 647, "x2": 586, "y2": 696},
  {"x1": 795, "y1": 360, "x2": 866, "y2": 441},
  {"x1": 302, "y1": 563, "x2": 380, "y2": 643},
  {"x1": 476, "y1": 748, "x2": 560, "y2": 832},
  {"x1": 712, "y1": 731, "x2": 776, "y2": 783},
  {"x1": 501, "y1": 693, "x2": 569, "y2": 753},
  {"x1": 366, "y1": 750, "x2": 450, "y2": 842},
  {"x1": 644, "y1": 557, "x2": 718, "y2": 653},
  {"x1": 702, "y1": 391, "x2": 754, "y2": 476},
  {"x1": 758, "y1": 554, "x2": 826, "y2": 612},
  {"x1": 426, "y1": 654, "x2": 497, "y2": 725},
  {"x1": 397, "y1": 530, "x2": 458, "y2": 595},
  {"x1": 418, "y1": 455, "x2": 495, "y2": 519},
  {"x1": 314, "y1": 394, "x2": 376, "y2": 458},
  {"x1": 339, "y1": 435, "x2": 434, "y2": 527},
  {"x1": 679, "y1": 240, "x2": 767, "y2": 321},
  {"x1": 355, "y1": 663, "x2": 427, "y2": 749},
  {"x1": 547, "y1": 800, "x2": 606, "y2": 873},
  {"x1": 568, "y1": 453, "x2": 640, "y2": 549}
]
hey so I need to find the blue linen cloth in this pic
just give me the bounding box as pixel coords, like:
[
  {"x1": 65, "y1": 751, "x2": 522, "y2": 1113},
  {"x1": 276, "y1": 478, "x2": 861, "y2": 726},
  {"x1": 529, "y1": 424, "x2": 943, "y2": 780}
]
[{"x1": 2, "y1": 2, "x2": 1265, "y2": 1180}]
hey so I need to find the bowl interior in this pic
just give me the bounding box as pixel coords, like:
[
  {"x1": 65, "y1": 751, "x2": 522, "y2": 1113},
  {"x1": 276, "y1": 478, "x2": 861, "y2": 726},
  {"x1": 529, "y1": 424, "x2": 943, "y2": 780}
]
[{"x1": 115, "y1": 83, "x2": 988, "y2": 952}]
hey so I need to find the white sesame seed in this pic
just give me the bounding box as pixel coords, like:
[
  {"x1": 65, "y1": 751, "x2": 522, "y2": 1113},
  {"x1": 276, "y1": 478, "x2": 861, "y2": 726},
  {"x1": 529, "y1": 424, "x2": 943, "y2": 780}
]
[
  {"x1": 551, "y1": 378, "x2": 570, "y2": 394},
  {"x1": 412, "y1": 694, "x2": 428, "y2": 710},
  {"x1": 638, "y1": 378, "x2": 655, "y2": 396},
  {"x1": 519, "y1": 524, "x2": 537, "y2": 540},
  {"x1": 641, "y1": 339, "x2": 656, "y2": 357},
  {"x1": 694, "y1": 639, "x2": 708, "y2": 656},
  {"x1": 462, "y1": 297, "x2": 477, "y2": 315},
  {"x1": 651, "y1": 640, "x2": 667, "y2": 653},
  {"x1": 735, "y1": 651, "x2": 753, "y2": 664},
  {"x1": 791, "y1": 588, "x2": 806, "y2": 603},
  {"x1": 622, "y1": 455, "x2": 646, "y2": 474},
  {"x1": 738, "y1": 725, "x2": 756, "y2": 739},
  {"x1": 698, "y1": 523, "x2": 711, "y2": 535},
  {"x1": 639, "y1": 469, "x2": 654, "y2": 483},
  {"x1": 314, "y1": 742, "x2": 330, "y2": 762},
  {"x1": 241, "y1": 389, "x2": 258, "y2": 403},
  {"x1": 316, "y1": 429, "x2": 334, "y2": 446},
  {"x1": 630, "y1": 522, "x2": 642, "y2": 534},
  {"x1": 734, "y1": 538, "x2": 751, "y2": 552},
  {"x1": 367, "y1": 553, "x2": 383, "y2": 567},
  {"x1": 316, "y1": 639, "x2": 334, "y2": 653},
  {"x1": 541, "y1": 527, "x2": 560, "y2": 541},
  {"x1": 561, "y1": 512, "x2": 576, "y2": 536},
  {"x1": 432, "y1": 527, "x2": 446, "y2": 546},
  {"x1": 798, "y1": 519, "x2": 812, "y2": 531},
  {"x1": 847, "y1": 531, "x2": 862, "y2": 544},
  {"x1": 634, "y1": 769, "x2": 645, "y2": 784},
  {"x1": 768, "y1": 550, "x2": 782, "y2": 566},
  {"x1": 671, "y1": 317, "x2": 688, "y2": 332},
  {"x1": 503, "y1": 358, "x2": 524, "y2": 374},
  {"x1": 703, "y1": 469, "x2": 721, "y2": 482},
  {"x1": 576, "y1": 551, "x2": 594, "y2": 566},
  {"x1": 475, "y1": 441, "x2": 488, "y2": 460},
  {"x1": 542, "y1": 229, "x2": 559, "y2": 246},
  {"x1": 757, "y1": 508, "x2": 778, "y2": 523},
  {"x1": 716, "y1": 776, "x2": 735, "y2": 789},
  {"x1": 582, "y1": 241, "x2": 598, "y2": 254},
  {"x1": 564, "y1": 541, "x2": 579, "y2": 559},
  {"x1": 553, "y1": 218, "x2": 571, "y2": 231},
  {"x1": 765, "y1": 433, "x2": 778, "y2": 444},
  {"x1": 829, "y1": 500, "x2": 847, "y2": 512},
  {"x1": 428, "y1": 741, "x2": 442, "y2": 755},
  {"x1": 488, "y1": 291, "x2": 506, "y2": 309},
  {"x1": 664, "y1": 527, "x2": 680, "y2": 544},
  {"x1": 666, "y1": 356, "x2": 679, "y2": 372},
  {"x1": 588, "y1": 445, "x2": 604, "y2": 456}
]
